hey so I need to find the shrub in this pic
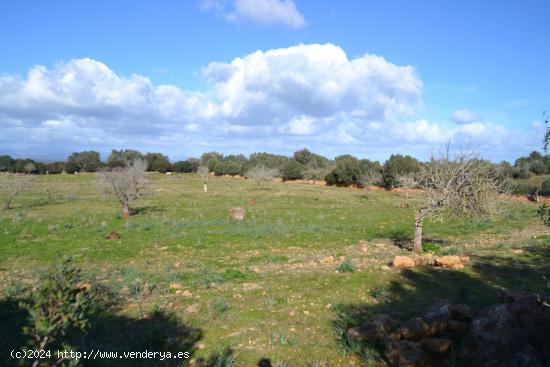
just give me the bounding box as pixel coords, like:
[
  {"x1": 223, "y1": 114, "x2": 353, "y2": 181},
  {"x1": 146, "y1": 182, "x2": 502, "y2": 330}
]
[
  {"x1": 144, "y1": 152, "x2": 172, "y2": 172},
  {"x1": 325, "y1": 155, "x2": 361, "y2": 186},
  {"x1": 282, "y1": 159, "x2": 305, "y2": 181},
  {"x1": 173, "y1": 160, "x2": 194, "y2": 173},
  {"x1": 382, "y1": 154, "x2": 421, "y2": 189},
  {"x1": 512, "y1": 181, "x2": 539, "y2": 195},
  {"x1": 45, "y1": 162, "x2": 65, "y2": 174},
  {"x1": 20, "y1": 258, "x2": 108, "y2": 357},
  {"x1": 540, "y1": 178, "x2": 550, "y2": 196},
  {"x1": 66, "y1": 151, "x2": 101, "y2": 173},
  {"x1": 422, "y1": 242, "x2": 442, "y2": 255},
  {"x1": 0, "y1": 155, "x2": 15, "y2": 172}
]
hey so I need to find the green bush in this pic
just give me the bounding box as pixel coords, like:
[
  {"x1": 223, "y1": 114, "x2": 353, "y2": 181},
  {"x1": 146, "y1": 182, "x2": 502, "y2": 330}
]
[
  {"x1": 382, "y1": 154, "x2": 421, "y2": 189},
  {"x1": 282, "y1": 159, "x2": 305, "y2": 181},
  {"x1": 144, "y1": 152, "x2": 172, "y2": 172},
  {"x1": 540, "y1": 178, "x2": 550, "y2": 196},
  {"x1": 422, "y1": 242, "x2": 442, "y2": 255},
  {"x1": 512, "y1": 181, "x2": 539, "y2": 195},
  {"x1": 173, "y1": 160, "x2": 194, "y2": 173},
  {"x1": 20, "y1": 258, "x2": 108, "y2": 360}
]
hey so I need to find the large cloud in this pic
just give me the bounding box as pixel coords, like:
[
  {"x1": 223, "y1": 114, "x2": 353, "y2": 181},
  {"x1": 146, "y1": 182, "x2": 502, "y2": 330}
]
[
  {"x1": 0, "y1": 43, "x2": 535, "y2": 161},
  {"x1": 203, "y1": 43, "x2": 422, "y2": 125},
  {"x1": 200, "y1": 0, "x2": 306, "y2": 29}
]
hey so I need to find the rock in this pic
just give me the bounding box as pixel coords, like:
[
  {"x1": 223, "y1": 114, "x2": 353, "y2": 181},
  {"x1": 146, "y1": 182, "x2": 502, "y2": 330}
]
[
  {"x1": 393, "y1": 256, "x2": 415, "y2": 268},
  {"x1": 185, "y1": 303, "x2": 200, "y2": 314},
  {"x1": 347, "y1": 314, "x2": 398, "y2": 343},
  {"x1": 320, "y1": 255, "x2": 335, "y2": 264},
  {"x1": 396, "y1": 318, "x2": 430, "y2": 340},
  {"x1": 458, "y1": 255, "x2": 470, "y2": 262},
  {"x1": 420, "y1": 338, "x2": 452, "y2": 355},
  {"x1": 386, "y1": 340, "x2": 433, "y2": 367},
  {"x1": 229, "y1": 207, "x2": 246, "y2": 220},
  {"x1": 433, "y1": 255, "x2": 468, "y2": 268},
  {"x1": 466, "y1": 292, "x2": 550, "y2": 367},
  {"x1": 498, "y1": 290, "x2": 540, "y2": 304},
  {"x1": 447, "y1": 304, "x2": 475, "y2": 321},
  {"x1": 445, "y1": 320, "x2": 469, "y2": 334},
  {"x1": 182, "y1": 290, "x2": 192, "y2": 298},
  {"x1": 106, "y1": 231, "x2": 121, "y2": 240}
]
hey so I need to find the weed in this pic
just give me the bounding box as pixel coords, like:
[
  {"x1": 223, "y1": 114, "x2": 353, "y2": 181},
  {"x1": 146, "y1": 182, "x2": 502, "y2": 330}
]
[
  {"x1": 270, "y1": 332, "x2": 295, "y2": 346},
  {"x1": 224, "y1": 268, "x2": 247, "y2": 280},
  {"x1": 422, "y1": 242, "x2": 442, "y2": 255},
  {"x1": 368, "y1": 286, "x2": 386, "y2": 300},
  {"x1": 210, "y1": 299, "x2": 230, "y2": 319},
  {"x1": 336, "y1": 257, "x2": 355, "y2": 273}
]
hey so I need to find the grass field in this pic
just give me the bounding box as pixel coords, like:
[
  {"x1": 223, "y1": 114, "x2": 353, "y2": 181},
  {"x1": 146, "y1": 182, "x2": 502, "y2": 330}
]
[{"x1": 1, "y1": 173, "x2": 549, "y2": 366}]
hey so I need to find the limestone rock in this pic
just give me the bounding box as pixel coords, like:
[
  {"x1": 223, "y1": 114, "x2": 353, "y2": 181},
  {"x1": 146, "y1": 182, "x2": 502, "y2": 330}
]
[
  {"x1": 396, "y1": 318, "x2": 430, "y2": 340},
  {"x1": 386, "y1": 340, "x2": 433, "y2": 367},
  {"x1": 420, "y1": 338, "x2": 452, "y2": 355},
  {"x1": 229, "y1": 207, "x2": 246, "y2": 220},
  {"x1": 393, "y1": 256, "x2": 415, "y2": 268},
  {"x1": 348, "y1": 314, "x2": 398, "y2": 342}
]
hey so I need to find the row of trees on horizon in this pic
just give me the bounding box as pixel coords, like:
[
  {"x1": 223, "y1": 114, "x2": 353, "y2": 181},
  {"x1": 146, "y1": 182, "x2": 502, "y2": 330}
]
[{"x1": 0, "y1": 148, "x2": 549, "y2": 192}]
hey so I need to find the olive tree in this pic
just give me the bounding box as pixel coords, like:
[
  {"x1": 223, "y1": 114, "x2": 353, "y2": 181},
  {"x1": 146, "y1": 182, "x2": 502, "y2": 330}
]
[
  {"x1": 198, "y1": 165, "x2": 210, "y2": 193},
  {"x1": 1, "y1": 175, "x2": 33, "y2": 209},
  {"x1": 245, "y1": 165, "x2": 278, "y2": 186},
  {"x1": 97, "y1": 159, "x2": 149, "y2": 219},
  {"x1": 412, "y1": 150, "x2": 507, "y2": 252},
  {"x1": 24, "y1": 162, "x2": 37, "y2": 175}
]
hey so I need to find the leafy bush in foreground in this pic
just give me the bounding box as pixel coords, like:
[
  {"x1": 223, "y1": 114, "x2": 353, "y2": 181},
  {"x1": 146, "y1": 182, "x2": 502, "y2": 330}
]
[{"x1": 20, "y1": 258, "x2": 108, "y2": 363}]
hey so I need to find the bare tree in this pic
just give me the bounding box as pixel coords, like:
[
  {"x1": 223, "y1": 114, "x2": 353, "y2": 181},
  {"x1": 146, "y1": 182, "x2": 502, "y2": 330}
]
[
  {"x1": 97, "y1": 159, "x2": 149, "y2": 219},
  {"x1": 396, "y1": 173, "x2": 418, "y2": 199},
  {"x1": 412, "y1": 149, "x2": 508, "y2": 252},
  {"x1": 359, "y1": 168, "x2": 382, "y2": 191},
  {"x1": 303, "y1": 162, "x2": 333, "y2": 184},
  {"x1": 24, "y1": 162, "x2": 37, "y2": 175},
  {"x1": 198, "y1": 166, "x2": 209, "y2": 193},
  {"x1": 1, "y1": 175, "x2": 33, "y2": 209},
  {"x1": 245, "y1": 165, "x2": 279, "y2": 186}
]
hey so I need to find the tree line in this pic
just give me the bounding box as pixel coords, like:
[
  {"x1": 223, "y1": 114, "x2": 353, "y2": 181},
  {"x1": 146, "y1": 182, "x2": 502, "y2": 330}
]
[{"x1": 0, "y1": 148, "x2": 548, "y2": 193}]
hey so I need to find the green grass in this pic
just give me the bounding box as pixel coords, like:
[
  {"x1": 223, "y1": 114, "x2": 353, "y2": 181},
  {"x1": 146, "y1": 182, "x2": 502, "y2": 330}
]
[{"x1": 0, "y1": 172, "x2": 548, "y2": 366}]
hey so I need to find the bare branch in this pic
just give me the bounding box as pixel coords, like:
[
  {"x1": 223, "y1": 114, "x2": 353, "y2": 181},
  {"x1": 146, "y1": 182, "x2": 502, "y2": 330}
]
[
  {"x1": 0, "y1": 174, "x2": 33, "y2": 209},
  {"x1": 97, "y1": 159, "x2": 149, "y2": 219},
  {"x1": 245, "y1": 165, "x2": 279, "y2": 186}
]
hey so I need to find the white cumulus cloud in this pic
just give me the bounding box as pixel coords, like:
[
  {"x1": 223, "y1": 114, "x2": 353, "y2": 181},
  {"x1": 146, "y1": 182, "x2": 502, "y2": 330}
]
[{"x1": 0, "y1": 43, "x2": 537, "y2": 161}]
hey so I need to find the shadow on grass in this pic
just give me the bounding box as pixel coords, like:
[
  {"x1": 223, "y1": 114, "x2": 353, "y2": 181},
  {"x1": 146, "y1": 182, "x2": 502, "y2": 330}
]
[
  {"x1": 130, "y1": 206, "x2": 163, "y2": 216},
  {"x1": 387, "y1": 232, "x2": 450, "y2": 251},
  {"x1": 333, "y1": 243, "x2": 550, "y2": 366},
  {"x1": 0, "y1": 299, "x2": 203, "y2": 367}
]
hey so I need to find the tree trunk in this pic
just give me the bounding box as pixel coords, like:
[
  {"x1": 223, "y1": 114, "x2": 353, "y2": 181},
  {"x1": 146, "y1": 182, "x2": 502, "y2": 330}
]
[
  {"x1": 122, "y1": 202, "x2": 130, "y2": 220},
  {"x1": 4, "y1": 198, "x2": 12, "y2": 210},
  {"x1": 405, "y1": 189, "x2": 409, "y2": 199},
  {"x1": 203, "y1": 183, "x2": 208, "y2": 193},
  {"x1": 413, "y1": 208, "x2": 426, "y2": 252}
]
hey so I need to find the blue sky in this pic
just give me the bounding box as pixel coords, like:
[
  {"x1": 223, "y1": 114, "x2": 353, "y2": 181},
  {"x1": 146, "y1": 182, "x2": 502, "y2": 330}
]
[{"x1": 1, "y1": 0, "x2": 549, "y2": 162}]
